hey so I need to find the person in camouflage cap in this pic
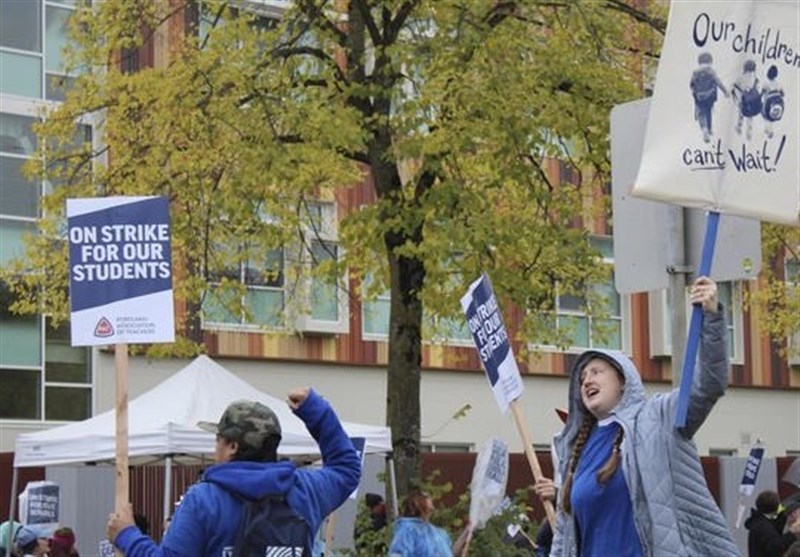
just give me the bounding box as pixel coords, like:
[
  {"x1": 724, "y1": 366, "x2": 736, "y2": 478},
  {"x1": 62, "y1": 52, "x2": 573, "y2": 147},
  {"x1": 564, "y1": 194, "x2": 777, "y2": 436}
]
[
  {"x1": 108, "y1": 388, "x2": 361, "y2": 557},
  {"x1": 197, "y1": 400, "x2": 282, "y2": 462}
]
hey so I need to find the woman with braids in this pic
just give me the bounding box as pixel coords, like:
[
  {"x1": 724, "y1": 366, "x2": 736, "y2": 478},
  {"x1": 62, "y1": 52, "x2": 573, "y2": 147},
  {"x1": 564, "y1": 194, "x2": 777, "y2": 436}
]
[{"x1": 537, "y1": 276, "x2": 739, "y2": 557}]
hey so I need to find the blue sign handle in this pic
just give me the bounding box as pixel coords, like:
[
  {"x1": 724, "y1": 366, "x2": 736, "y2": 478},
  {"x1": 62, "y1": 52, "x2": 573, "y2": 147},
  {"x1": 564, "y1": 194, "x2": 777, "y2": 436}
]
[{"x1": 674, "y1": 210, "x2": 720, "y2": 428}]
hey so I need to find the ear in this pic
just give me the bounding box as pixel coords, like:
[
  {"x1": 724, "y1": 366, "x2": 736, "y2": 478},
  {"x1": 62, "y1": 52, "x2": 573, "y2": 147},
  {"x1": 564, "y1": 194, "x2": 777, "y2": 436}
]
[{"x1": 220, "y1": 438, "x2": 239, "y2": 461}]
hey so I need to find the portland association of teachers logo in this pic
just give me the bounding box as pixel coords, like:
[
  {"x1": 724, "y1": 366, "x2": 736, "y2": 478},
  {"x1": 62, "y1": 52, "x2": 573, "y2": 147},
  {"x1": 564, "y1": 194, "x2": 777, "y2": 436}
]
[{"x1": 94, "y1": 317, "x2": 114, "y2": 338}]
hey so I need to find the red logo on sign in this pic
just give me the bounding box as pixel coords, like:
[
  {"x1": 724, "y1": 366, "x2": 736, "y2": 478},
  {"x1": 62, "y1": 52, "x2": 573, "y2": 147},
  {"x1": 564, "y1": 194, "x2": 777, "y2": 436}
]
[{"x1": 94, "y1": 317, "x2": 114, "y2": 337}]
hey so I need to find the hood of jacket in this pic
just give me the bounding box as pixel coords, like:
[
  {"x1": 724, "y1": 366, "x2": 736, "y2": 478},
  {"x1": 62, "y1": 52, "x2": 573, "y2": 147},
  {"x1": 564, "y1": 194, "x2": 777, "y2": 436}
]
[
  {"x1": 562, "y1": 349, "x2": 647, "y2": 437},
  {"x1": 203, "y1": 459, "x2": 297, "y2": 500}
]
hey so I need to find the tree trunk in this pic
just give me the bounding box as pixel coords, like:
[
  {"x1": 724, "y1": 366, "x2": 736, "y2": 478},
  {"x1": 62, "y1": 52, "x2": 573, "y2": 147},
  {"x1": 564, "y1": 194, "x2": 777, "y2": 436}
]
[{"x1": 385, "y1": 244, "x2": 425, "y2": 500}]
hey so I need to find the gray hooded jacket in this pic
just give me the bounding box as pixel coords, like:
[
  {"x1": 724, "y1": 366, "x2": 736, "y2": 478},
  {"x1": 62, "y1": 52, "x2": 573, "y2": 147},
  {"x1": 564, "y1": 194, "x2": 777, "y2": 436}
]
[{"x1": 550, "y1": 307, "x2": 740, "y2": 557}]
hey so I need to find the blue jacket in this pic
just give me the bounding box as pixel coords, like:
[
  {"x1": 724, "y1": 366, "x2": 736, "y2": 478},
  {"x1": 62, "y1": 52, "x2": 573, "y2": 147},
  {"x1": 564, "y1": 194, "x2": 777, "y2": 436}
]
[
  {"x1": 114, "y1": 389, "x2": 361, "y2": 557},
  {"x1": 550, "y1": 307, "x2": 739, "y2": 557},
  {"x1": 388, "y1": 517, "x2": 453, "y2": 557}
]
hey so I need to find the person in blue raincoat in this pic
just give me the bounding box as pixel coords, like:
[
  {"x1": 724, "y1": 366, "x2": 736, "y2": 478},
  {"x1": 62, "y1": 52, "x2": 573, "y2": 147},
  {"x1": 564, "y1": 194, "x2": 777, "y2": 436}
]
[{"x1": 388, "y1": 491, "x2": 469, "y2": 557}]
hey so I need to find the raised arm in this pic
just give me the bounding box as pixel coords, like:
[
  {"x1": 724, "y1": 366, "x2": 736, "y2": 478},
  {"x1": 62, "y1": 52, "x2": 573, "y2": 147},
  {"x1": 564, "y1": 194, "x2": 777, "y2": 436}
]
[
  {"x1": 681, "y1": 277, "x2": 730, "y2": 438},
  {"x1": 289, "y1": 388, "x2": 361, "y2": 526}
]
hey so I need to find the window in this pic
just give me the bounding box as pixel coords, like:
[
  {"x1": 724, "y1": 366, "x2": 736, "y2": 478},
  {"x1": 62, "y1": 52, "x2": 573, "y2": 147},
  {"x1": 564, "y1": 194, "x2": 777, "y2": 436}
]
[
  {"x1": 293, "y1": 202, "x2": 348, "y2": 334},
  {"x1": 648, "y1": 280, "x2": 744, "y2": 364},
  {"x1": 0, "y1": 0, "x2": 79, "y2": 101},
  {"x1": 538, "y1": 236, "x2": 628, "y2": 351},
  {"x1": 0, "y1": 316, "x2": 92, "y2": 421},
  {"x1": 202, "y1": 244, "x2": 285, "y2": 328},
  {"x1": 362, "y1": 277, "x2": 390, "y2": 338}
]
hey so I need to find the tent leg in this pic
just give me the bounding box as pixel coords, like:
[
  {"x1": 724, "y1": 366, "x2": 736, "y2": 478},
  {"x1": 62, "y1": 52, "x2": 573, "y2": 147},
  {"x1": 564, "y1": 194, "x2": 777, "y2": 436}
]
[
  {"x1": 5, "y1": 468, "x2": 18, "y2": 557},
  {"x1": 163, "y1": 455, "x2": 173, "y2": 531},
  {"x1": 387, "y1": 455, "x2": 398, "y2": 520}
]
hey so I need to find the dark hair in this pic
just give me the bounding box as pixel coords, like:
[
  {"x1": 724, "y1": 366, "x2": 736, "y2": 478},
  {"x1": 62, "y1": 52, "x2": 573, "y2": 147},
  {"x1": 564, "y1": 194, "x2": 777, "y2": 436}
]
[
  {"x1": 755, "y1": 490, "x2": 780, "y2": 514},
  {"x1": 698, "y1": 52, "x2": 712, "y2": 65},
  {"x1": 744, "y1": 59, "x2": 756, "y2": 72},
  {"x1": 767, "y1": 65, "x2": 778, "y2": 80},
  {"x1": 400, "y1": 491, "x2": 431, "y2": 519},
  {"x1": 134, "y1": 513, "x2": 150, "y2": 535},
  {"x1": 232, "y1": 432, "x2": 281, "y2": 462}
]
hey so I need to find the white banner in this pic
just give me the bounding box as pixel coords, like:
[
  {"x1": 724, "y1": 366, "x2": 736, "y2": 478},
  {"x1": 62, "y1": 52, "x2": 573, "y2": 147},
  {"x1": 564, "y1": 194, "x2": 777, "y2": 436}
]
[{"x1": 633, "y1": 1, "x2": 799, "y2": 225}]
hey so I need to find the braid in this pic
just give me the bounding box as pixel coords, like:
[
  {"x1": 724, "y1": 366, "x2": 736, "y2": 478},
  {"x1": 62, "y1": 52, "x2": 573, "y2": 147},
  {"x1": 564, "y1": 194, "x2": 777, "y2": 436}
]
[
  {"x1": 561, "y1": 414, "x2": 596, "y2": 514},
  {"x1": 596, "y1": 425, "x2": 624, "y2": 484}
]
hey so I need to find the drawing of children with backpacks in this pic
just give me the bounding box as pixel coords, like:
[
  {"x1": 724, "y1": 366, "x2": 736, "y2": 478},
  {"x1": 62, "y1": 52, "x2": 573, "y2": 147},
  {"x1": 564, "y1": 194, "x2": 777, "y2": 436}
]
[
  {"x1": 690, "y1": 52, "x2": 728, "y2": 143},
  {"x1": 732, "y1": 59, "x2": 762, "y2": 141},
  {"x1": 761, "y1": 65, "x2": 785, "y2": 139}
]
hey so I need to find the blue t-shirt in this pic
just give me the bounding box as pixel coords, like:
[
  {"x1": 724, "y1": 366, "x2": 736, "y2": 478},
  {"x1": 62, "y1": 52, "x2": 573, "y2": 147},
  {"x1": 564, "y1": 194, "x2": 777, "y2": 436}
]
[{"x1": 571, "y1": 421, "x2": 643, "y2": 557}]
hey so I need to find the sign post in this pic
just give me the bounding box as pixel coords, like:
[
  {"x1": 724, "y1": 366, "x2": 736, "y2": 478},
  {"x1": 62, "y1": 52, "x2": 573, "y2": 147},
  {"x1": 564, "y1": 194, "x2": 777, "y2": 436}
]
[
  {"x1": 461, "y1": 274, "x2": 556, "y2": 526},
  {"x1": 67, "y1": 196, "x2": 175, "y2": 521},
  {"x1": 628, "y1": 1, "x2": 799, "y2": 427}
]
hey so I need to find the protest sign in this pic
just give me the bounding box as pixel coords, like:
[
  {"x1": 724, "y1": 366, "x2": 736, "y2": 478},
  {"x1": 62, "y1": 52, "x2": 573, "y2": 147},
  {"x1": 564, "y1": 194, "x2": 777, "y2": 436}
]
[
  {"x1": 632, "y1": 1, "x2": 799, "y2": 225},
  {"x1": 460, "y1": 274, "x2": 523, "y2": 414},
  {"x1": 99, "y1": 540, "x2": 115, "y2": 557},
  {"x1": 18, "y1": 481, "x2": 59, "y2": 527},
  {"x1": 461, "y1": 274, "x2": 555, "y2": 526},
  {"x1": 469, "y1": 437, "x2": 509, "y2": 530},
  {"x1": 735, "y1": 441, "x2": 765, "y2": 528},
  {"x1": 630, "y1": 1, "x2": 799, "y2": 427},
  {"x1": 67, "y1": 196, "x2": 175, "y2": 346}
]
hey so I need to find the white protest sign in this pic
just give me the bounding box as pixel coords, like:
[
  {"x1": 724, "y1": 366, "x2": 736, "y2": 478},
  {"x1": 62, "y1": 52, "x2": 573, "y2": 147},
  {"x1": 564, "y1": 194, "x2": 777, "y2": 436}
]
[
  {"x1": 99, "y1": 540, "x2": 116, "y2": 557},
  {"x1": 632, "y1": 1, "x2": 799, "y2": 225},
  {"x1": 468, "y1": 437, "x2": 509, "y2": 530},
  {"x1": 460, "y1": 274, "x2": 524, "y2": 414},
  {"x1": 67, "y1": 196, "x2": 175, "y2": 346},
  {"x1": 735, "y1": 441, "x2": 766, "y2": 528}
]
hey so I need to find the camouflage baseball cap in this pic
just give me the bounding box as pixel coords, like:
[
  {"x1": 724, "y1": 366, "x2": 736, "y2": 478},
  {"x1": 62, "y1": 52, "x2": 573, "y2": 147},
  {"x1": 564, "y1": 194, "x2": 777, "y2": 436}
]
[{"x1": 198, "y1": 400, "x2": 281, "y2": 451}]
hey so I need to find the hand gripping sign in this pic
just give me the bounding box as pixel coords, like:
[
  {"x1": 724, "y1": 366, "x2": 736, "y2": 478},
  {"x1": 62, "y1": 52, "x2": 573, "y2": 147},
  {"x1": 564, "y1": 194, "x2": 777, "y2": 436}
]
[
  {"x1": 461, "y1": 274, "x2": 556, "y2": 526},
  {"x1": 631, "y1": 1, "x2": 799, "y2": 427}
]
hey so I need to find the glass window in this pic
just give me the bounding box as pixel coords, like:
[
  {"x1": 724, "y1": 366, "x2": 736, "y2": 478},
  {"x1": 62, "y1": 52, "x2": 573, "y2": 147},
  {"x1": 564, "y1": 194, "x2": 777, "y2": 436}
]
[
  {"x1": 203, "y1": 246, "x2": 285, "y2": 328},
  {"x1": 0, "y1": 312, "x2": 41, "y2": 367},
  {"x1": 0, "y1": 0, "x2": 42, "y2": 52},
  {"x1": 362, "y1": 276, "x2": 390, "y2": 337},
  {"x1": 717, "y1": 281, "x2": 737, "y2": 360},
  {"x1": 0, "y1": 113, "x2": 38, "y2": 155},
  {"x1": 0, "y1": 368, "x2": 41, "y2": 420},
  {"x1": 554, "y1": 271, "x2": 622, "y2": 350},
  {"x1": 0, "y1": 218, "x2": 35, "y2": 265},
  {"x1": 0, "y1": 317, "x2": 92, "y2": 421},
  {"x1": 46, "y1": 73, "x2": 76, "y2": 102},
  {"x1": 309, "y1": 240, "x2": 338, "y2": 321},
  {"x1": 1, "y1": 156, "x2": 40, "y2": 218},
  {"x1": 0, "y1": 51, "x2": 42, "y2": 97},
  {"x1": 45, "y1": 5, "x2": 72, "y2": 74}
]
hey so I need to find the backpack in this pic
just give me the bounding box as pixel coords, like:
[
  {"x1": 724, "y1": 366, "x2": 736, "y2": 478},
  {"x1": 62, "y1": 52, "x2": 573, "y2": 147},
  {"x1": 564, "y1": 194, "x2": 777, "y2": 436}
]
[
  {"x1": 692, "y1": 68, "x2": 717, "y2": 104},
  {"x1": 762, "y1": 89, "x2": 784, "y2": 122},
  {"x1": 738, "y1": 79, "x2": 762, "y2": 117},
  {"x1": 211, "y1": 482, "x2": 312, "y2": 557}
]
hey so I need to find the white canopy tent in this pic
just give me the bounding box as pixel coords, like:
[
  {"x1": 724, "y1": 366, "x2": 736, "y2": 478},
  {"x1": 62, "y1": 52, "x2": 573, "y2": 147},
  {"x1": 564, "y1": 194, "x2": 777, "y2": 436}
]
[{"x1": 10, "y1": 355, "x2": 393, "y2": 532}]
